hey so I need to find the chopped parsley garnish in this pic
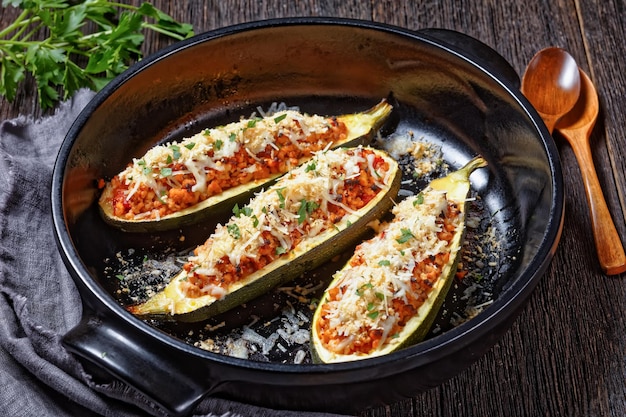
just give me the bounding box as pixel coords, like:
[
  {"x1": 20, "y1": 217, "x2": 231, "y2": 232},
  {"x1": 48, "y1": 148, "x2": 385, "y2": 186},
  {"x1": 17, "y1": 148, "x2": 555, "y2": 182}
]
[
  {"x1": 356, "y1": 282, "x2": 374, "y2": 296},
  {"x1": 276, "y1": 188, "x2": 286, "y2": 208},
  {"x1": 367, "y1": 311, "x2": 379, "y2": 320},
  {"x1": 232, "y1": 204, "x2": 253, "y2": 218},
  {"x1": 413, "y1": 192, "x2": 425, "y2": 206},
  {"x1": 378, "y1": 259, "x2": 391, "y2": 266},
  {"x1": 137, "y1": 159, "x2": 152, "y2": 175},
  {"x1": 160, "y1": 167, "x2": 172, "y2": 177},
  {"x1": 276, "y1": 246, "x2": 287, "y2": 255},
  {"x1": 305, "y1": 161, "x2": 317, "y2": 172},
  {"x1": 229, "y1": 132, "x2": 237, "y2": 142},
  {"x1": 169, "y1": 144, "x2": 181, "y2": 160},
  {"x1": 214, "y1": 139, "x2": 223, "y2": 151},
  {"x1": 227, "y1": 223, "x2": 241, "y2": 239},
  {"x1": 396, "y1": 228, "x2": 415, "y2": 244},
  {"x1": 115, "y1": 274, "x2": 125, "y2": 281},
  {"x1": 247, "y1": 118, "x2": 259, "y2": 128},
  {"x1": 274, "y1": 113, "x2": 287, "y2": 123},
  {"x1": 184, "y1": 142, "x2": 195, "y2": 150},
  {"x1": 297, "y1": 199, "x2": 319, "y2": 224},
  {"x1": 166, "y1": 155, "x2": 173, "y2": 164}
]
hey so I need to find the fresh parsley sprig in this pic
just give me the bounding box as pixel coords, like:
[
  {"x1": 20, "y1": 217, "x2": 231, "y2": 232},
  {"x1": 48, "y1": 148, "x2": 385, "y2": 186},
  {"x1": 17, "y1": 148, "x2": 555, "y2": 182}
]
[{"x1": 0, "y1": 0, "x2": 194, "y2": 109}]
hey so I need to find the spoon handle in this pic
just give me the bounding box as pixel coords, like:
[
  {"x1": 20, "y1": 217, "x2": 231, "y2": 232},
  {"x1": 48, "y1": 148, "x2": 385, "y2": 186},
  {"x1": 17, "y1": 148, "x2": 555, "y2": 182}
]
[{"x1": 561, "y1": 130, "x2": 626, "y2": 275}]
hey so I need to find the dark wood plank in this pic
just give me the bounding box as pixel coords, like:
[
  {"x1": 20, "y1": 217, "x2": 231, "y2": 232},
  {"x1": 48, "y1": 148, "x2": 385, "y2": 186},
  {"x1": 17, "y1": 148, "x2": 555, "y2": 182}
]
[{"x1": 574, "y1": 0, "x2": 626, "y2": 235}]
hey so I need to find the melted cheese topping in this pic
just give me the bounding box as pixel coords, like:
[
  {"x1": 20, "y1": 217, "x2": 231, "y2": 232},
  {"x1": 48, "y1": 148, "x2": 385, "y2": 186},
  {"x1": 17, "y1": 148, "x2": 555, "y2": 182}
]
[
  {"x1": 317, "y1": 188, "x2": 461, "y2": 354},
  {"x1": 182, "y1": 146, "x2": 395, "y2": 297}
]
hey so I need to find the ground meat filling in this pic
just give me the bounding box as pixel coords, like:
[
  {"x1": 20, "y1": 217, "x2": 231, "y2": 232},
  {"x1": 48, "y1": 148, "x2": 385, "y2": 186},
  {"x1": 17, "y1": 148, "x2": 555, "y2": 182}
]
[
  {"x1": 108, "y1": 114, "x2": 348, "y2": 220},
  {"x1": 180, "y1": 148, "x2": 392, "y2": 299},
  {"x1": 315, "y1": 201, "x2": 461, "y2": 356}
]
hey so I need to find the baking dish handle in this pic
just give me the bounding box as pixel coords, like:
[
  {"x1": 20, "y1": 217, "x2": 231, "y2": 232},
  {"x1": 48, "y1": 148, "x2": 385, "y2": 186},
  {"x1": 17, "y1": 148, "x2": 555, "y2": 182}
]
[
  {"x1": 416, "y1": 28, "x2": 520, "y2": 89},
  {"x1": 63, "y1": 313, "x2": 211, "y2": 417}
]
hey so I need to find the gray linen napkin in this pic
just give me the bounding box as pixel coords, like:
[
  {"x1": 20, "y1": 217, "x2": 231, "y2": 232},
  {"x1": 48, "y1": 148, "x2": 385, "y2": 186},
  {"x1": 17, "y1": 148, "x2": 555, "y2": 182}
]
[{"x1": 0, "y1": 90, "x2": 351, "y2": 417}]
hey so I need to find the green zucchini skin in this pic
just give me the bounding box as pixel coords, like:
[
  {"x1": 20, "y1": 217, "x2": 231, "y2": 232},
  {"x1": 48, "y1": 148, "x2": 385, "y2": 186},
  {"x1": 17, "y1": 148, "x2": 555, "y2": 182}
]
[
  {"x1": 99, "y1": 100, "x2": 393, "y2": 233},
  {"x1": 127, "y1": 148, "x2": 402, "y2": 322},
  {"x1": 311, "y1": 156, "x2": 488, "y2": 363}
]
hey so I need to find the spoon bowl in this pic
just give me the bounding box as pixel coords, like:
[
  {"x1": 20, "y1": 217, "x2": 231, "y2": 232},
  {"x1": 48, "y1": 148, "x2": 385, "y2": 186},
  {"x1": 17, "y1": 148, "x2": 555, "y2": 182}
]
[
  {"x1": 555, "y1": 69, "x2": 626, "y2": 275},
  {"x1": 521, "y1": 47, "x2": 581, "y2": 132}
]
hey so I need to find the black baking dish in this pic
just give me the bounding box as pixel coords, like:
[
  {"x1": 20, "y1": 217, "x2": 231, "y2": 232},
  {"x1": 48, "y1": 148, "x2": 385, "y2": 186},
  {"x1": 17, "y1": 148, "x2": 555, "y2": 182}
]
[{"x1": 52, "y1": 17, "x2": 563, "y2": 417}]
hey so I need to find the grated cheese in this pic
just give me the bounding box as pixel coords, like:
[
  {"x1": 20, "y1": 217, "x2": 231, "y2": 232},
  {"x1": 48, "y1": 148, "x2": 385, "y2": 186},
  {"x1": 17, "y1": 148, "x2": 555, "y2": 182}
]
[{"x1": 183, "y1": 146, "x2": 395, "y2": 296}]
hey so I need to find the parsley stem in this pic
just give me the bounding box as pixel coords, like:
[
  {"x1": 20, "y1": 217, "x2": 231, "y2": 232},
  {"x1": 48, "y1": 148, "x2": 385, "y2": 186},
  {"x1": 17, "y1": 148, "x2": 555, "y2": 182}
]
[
  {"x1": 143, "y1": 24, "x2": 188, "y2": 41},
  {"x1": 0, "y1": 10, "x2": 31, "y2": 39}
]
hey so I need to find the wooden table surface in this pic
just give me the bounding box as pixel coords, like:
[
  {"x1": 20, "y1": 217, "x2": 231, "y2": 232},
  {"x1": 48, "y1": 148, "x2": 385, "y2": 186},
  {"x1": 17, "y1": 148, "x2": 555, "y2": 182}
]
[{"x1": 2, "y1": 1, "x2": 625, "y2": 416}]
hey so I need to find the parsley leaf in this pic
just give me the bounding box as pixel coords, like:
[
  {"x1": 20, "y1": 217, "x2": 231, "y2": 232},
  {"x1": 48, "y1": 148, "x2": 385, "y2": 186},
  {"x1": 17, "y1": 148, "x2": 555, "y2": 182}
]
[
  {"x1": 276, "y1": 188, "x2": 286, "y2": 209},
  {"x1": 274, "y1": 113, "x2": 287, "y2": 123},
  {"x1": 396, "y1": 228, "x2": 415, "y2": 244},
  {"x1": 297, "y1": 199, "x2": 319, "y2": 224},
  {"x1": 305, "y1": 161, "x2": 317, "y2": 172},
  {"x1": 356, "y1": 282, "x2": 374, "y2": 296},
  {"x1": 0, "y1": 0, "x2": 194, "y2": 110},
  {"x1": 233, "y1": 203, "x2": 253, "y2": 218},
  {"x1": 413, "y1": 192, "x2": 425, "y2": 206},
  {"x1": 227, "y1": 223, "x2": 241, "y2": 240},
  {"x1": 169, "y1": 144, "x2": 181, "y2": 160}
]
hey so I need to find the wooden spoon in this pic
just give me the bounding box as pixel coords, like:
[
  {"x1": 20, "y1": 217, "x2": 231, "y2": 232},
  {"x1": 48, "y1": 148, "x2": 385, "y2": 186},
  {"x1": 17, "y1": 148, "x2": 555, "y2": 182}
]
[
  {"x1": 555, "y1": 69, "x2": 626, "y2": 275},
  {"x1": 521, "y1": 47, "x2": 581, "y2": 133}
]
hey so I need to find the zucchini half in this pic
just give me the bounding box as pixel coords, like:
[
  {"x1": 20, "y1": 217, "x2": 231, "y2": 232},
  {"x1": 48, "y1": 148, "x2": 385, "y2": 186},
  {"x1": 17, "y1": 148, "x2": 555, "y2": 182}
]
[
  {"x1": 99, "y1": 100, "x2": 393, "y2": 232},
  {"x1": 127, "y1": 147, "x2": 402, "y2": 322},
  {"x1": 311, "y1": 156, "x2": 488, "y2": 363}
]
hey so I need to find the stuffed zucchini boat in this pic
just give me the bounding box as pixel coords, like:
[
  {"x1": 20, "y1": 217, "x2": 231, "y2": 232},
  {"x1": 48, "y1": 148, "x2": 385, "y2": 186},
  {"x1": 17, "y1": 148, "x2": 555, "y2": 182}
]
[
  {"x1": 127, "y1": 146, "x2": 402, "y2": 322},
  {"x1": 311, "y1": 156, "x2": 488, "y2": 363},
  {"x1": 99, "y1": 100, "x2": 393, "y2": 232}
]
